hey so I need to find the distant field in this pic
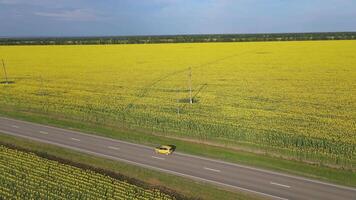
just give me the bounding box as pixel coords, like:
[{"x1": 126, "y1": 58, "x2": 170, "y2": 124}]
[
  {"x1": 0, "y1": 41, "x2": 355, "y2": 167},
  {"x1": 0, "y1": 145, "x2": 174, "y2": 199}
]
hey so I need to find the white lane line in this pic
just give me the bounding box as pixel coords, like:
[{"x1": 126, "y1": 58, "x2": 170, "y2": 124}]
[
  {"x1": 108, "y1": 146, "x2": 120, "y2": 150},
  {"x1": 204, "y1": 167, "x2": 221, "y2": 173},
  {"x1": 175, "y1": 151, "x2": 356, "y2": 193},
  {"x1": 0, "y1": 130, "x2": 288, "y2": 200},
  {"x1": 152, "y1": 156, "x2": 165, "y2": 160},
  {"x1": 71, "y1": 138, "x2": 81, "y2": 142},
  {"x1": 39, "y1": 131, "x2": 48, "y2": 135},
  {"x1": 270, "y1": 182, "x2": 291, "y2": 188},
  {"x1": 11, "y1": 125, "x2": 19, "y2": 128}
]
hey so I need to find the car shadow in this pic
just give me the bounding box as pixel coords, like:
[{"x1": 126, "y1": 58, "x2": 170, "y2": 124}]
[{"x1": 167, "y1": 145, "x2": 176, "y2": 153}]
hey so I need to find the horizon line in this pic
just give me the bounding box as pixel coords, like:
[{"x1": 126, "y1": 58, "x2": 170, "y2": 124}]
[{"x1": 1, "y1": 31, "x2": 356, "y2": 39}]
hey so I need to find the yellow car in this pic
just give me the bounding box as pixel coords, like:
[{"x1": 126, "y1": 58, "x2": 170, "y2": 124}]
[{"x1": 155, "y1": 145, "x2": 174, "y2": 155}]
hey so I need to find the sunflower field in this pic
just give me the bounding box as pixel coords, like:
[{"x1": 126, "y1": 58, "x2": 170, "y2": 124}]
[
  {"x1": 0, "y1": 146, "x2": 175, "y2": 199},
  {"x1": 0, "y1": 40, "x2": 355, "y2": 167}
]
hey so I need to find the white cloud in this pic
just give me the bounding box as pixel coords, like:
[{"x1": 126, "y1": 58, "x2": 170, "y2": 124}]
[
  {"x1": 34, "y1": 9, "x2": 102, "y2": 21},
  {"x1": 0, "y1": 0, "x2": 21, "y2": 4},
  {"x1": 0, "y1": 0, "x2": 82, "y2": 8},
  {"x1": 1, "y1": 0, "x2": 53, "y2": 5}
]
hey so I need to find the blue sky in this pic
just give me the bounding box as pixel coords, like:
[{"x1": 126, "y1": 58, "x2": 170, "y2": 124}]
[{"x1": 0, "y1": 0, "x2": 355, "y2": 37}]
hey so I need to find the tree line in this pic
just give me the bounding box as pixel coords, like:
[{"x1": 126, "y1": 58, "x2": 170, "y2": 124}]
[{"x1": 0, "y1": 32, "x2": 355, "y2": 45}]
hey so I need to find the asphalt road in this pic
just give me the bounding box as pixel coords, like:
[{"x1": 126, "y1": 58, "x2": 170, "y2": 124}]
[{"x1": 0, "y1": 117, "x2": 355, "y2": 200}]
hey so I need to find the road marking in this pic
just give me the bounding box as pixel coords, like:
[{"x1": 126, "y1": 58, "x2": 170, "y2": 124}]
[
  {"x1": 0, "y1": 129, "x2": 289, "y2": 200},
  {"x1": 270, "y1": 182, "x2": 291, "y2": 188},
  {"x1": 108, "y1": 146, "x2": 120, "y2": 150},
  {"x1": 11, "y1": 125, "x2": 19, "y2": 128},
  {"x1": 71, "y1": 138, "x2": 80, "y2": 142},
  {"x1": 152, "y1": 156, "x2": 165, "y2": 160},
  {"x1": 39, "y1": 131, "x2": 48, "y2": 135},
  {"x1": 174, "y1": 151, "x2": 356, "y2": 192},
  {"x1": 204, "y1": 167, "x2": 221, "y2": 173}
]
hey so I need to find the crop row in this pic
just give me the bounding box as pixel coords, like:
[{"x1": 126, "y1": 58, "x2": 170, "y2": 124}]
[{"x1": 0, "y1": 146, "x2": 175, "y2": 200}]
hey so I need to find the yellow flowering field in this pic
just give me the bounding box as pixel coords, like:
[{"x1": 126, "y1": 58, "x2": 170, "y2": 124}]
[
  {"x1": 0, "y1": 146, "x2": 175, "y2": 199},
  {"x1": 0, "y1": 41, "x2": 355, "y2": 166}
]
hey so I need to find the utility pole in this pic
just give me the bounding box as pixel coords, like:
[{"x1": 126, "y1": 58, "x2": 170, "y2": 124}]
[
  {"x1": 188, "y1": 67, "x2": 193, "y2": 104},
  {"x1": 2, "y1": 59, "x2": 8, "y2": 84},
  {"x1": 176, "y1": 99, "x2": 180, "y2": 115}
]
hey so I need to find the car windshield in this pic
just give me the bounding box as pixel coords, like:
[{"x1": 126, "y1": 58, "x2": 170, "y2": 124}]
[{"x1": 160, "y1": 147, "x2": 167, "y2": 150}]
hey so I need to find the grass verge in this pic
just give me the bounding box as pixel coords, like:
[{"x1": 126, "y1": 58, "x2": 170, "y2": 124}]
[
  {"x1": 0, "y1": 108, "x2": 355, "y2": 188},
  {"x1": 0, "y1": 133, "x2": 260, "y2": 200}
]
